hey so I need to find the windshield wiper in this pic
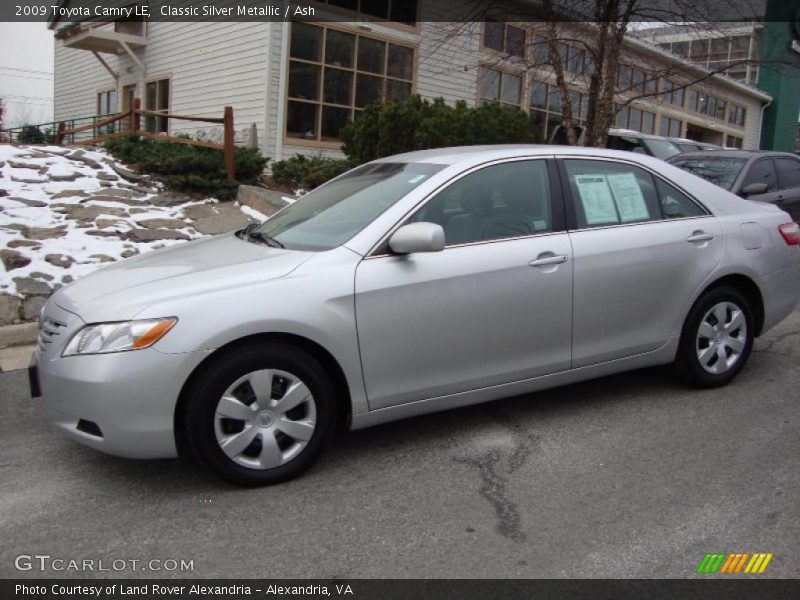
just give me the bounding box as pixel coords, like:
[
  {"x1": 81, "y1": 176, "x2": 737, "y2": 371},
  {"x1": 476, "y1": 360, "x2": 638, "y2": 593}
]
[{"x1": 237, "y1": 223, "x2": 285, "y2": 248}]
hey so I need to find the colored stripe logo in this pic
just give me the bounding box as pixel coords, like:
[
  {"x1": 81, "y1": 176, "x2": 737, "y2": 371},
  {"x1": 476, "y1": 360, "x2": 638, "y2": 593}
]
[{"x1": 697, "y1": 552, "x2": 773, "y2": 574}]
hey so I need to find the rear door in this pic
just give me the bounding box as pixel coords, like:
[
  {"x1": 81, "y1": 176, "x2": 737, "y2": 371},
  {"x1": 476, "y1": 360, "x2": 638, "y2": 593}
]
[
  {"x1": 559, "y1": 157, "x2": 723, "y2": 368},
  {"x1": 773, "y1": 156, "x2": 800, "y2": 222},
  {"x1": 741, "y1": 158, "x2": 783, "y2": 206}
]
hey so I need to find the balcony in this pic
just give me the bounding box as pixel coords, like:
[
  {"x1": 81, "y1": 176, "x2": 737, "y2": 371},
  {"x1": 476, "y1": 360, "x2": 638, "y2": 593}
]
[{"x1": 58, "y1": 21, "x2": 146, "y2": 54}]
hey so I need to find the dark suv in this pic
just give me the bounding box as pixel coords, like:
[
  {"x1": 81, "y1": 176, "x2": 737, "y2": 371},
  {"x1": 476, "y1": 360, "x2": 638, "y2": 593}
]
[{"x1": 668, "y1": 150, "x2": 800, "y2": 222}]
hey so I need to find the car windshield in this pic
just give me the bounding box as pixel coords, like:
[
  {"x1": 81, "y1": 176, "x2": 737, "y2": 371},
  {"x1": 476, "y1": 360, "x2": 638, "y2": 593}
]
[
  {"x1": 252, "y1": 162, "x2": 445, "y2": 251},
  {"x1": 641, "y1": 138, "x2": 681, "y2": 160},
  {"x1": 669, "y1": 156, "x2": 747, "y2": 190}
]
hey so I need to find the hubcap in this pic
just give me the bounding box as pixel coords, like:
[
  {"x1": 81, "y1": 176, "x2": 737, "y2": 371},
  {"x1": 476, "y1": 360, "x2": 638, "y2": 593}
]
[
  {"x1": 213, "y1": 369, "x2": 316, "y2": 470},
  {"x1": 696, "y1": 301, "x2": 747, "y2": 375}
]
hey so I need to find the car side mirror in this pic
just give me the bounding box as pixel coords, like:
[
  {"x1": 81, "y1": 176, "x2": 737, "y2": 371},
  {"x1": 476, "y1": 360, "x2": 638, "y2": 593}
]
[
  {"x1": 741, "y1": 182, "x2": 768, "y2": 197},
  {"x1": 388, "y1": 222, "x2": 445, "y2": 255}
]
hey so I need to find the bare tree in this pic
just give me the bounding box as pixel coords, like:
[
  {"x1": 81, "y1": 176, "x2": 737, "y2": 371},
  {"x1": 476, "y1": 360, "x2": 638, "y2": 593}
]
[{"x1": 427, "y1": 0, "x2": 791, "y2": 147}]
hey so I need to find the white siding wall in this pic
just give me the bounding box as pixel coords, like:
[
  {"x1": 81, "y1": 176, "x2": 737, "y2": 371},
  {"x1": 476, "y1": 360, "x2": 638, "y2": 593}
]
[
  {"x1": 54, "y1": 24, "x2": 117, "y2": 123},
  {"x1": 54, "y1": 23, "x2": 270, "y2": 150},
  {"x1": 741, "y1": 96, "x2": 762, "y2": 150},
  {"x1": 54, "y1": 20, "x2": 769, "y2": 158},
  {"x1": 416, "y1": 22, "x2": 481, "y2": 105}
]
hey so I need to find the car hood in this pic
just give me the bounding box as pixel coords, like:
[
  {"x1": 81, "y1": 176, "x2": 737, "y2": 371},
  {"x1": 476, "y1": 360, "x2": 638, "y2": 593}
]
[{"x1": 53, "y1": 233, "x2": 314, "y2": 321}]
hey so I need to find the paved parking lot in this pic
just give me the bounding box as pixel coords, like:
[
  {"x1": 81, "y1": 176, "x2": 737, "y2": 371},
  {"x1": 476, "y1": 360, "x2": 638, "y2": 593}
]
[{"x1": 1, "y1": 308, "x2": 799, "y2": 579}]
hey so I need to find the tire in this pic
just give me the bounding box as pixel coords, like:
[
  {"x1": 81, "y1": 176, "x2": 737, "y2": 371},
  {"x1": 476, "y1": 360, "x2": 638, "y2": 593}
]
[
  {"x1": 676, "y1": 286, "x2": 754, "y2": 388},
  {"x1": 184, "y1": 342, "x2": 337, "y2": 486}
]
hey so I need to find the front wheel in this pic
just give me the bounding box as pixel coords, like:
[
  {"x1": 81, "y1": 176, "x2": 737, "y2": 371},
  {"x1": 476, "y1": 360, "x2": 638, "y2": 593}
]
[
  {"x1": 184, "y1": 343, "x2": 337, "y2": 486},
  {"x1": 676, "y1": 287, "x2": 754, "y2": 388}
]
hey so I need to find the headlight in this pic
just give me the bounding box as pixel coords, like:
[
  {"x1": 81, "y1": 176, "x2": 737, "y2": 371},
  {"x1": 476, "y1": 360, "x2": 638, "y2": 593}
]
[{"x1": 62, "y1": 318, "x2": 177, "y2": 356}]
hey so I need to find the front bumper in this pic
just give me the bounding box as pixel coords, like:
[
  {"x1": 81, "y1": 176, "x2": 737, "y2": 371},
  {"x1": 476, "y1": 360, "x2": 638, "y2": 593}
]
[{"x1": 35, "y1": 303, "x2": 203, "y2": 459}]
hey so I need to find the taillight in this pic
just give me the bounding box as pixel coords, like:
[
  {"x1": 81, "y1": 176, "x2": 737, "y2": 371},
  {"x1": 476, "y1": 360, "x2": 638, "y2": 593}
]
[{"x1": 778, "y1": 222, "x2": 800, "y2": 245}]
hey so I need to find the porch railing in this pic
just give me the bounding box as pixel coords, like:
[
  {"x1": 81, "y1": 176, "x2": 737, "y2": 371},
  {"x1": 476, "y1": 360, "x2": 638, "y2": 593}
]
[{"x1": 1, "y1": 100, "x2": 236, "y2": 180}]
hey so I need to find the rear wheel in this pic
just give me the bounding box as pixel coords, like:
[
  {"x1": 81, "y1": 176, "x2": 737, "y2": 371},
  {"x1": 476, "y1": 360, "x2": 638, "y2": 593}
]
[
  {"x1": 184, "y1": 343, "x2": 336, "y2": 486},
  {"x1": 676, "y1": 287, "x2": 753, "y2": 388}
]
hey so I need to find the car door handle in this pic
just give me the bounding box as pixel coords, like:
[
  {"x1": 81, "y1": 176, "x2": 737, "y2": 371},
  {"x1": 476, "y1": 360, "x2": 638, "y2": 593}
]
[
  {"x1": 686, "y1": 232, "x2": 714, "y2": 243},
  {"x1": 529, "y1": 254, "x2": 568, "y2": 267}
]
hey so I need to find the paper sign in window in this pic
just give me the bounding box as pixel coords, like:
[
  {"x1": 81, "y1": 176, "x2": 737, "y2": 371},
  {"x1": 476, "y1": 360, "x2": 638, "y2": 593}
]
[
  {"x1": 606, "y1": 172, "x2": 649, "y2": 222},
  {"x1": 574, "y1": 175, "x2": 619, "y2": 225}
]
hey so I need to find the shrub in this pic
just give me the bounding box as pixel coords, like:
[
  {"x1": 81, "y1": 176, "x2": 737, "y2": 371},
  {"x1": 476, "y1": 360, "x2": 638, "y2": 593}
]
[
  {"x1": 271, "y1": 154, "x2": 354, "y2": 190},
  {"x1": 340, "y1": 96, "x2": 536, "y2": 163},
  {"x1": 104, "y1": 136, "x2": 268, "y2": 199},
  {"x1": 18, "y1": 125, "x2": 46, "y2": 144}
]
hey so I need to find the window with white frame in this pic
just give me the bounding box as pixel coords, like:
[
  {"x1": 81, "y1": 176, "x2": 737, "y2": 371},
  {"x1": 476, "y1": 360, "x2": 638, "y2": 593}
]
[
  {"x1": 661, "y1": 80, "x2": 685, "y2": 107},
  {"x1": 616, "y1": 105, "x2": 656, "y2": 134},
  {"x1": 286, "y1": 23, "x2": 415, "y2": 142},
  {"x1": 478, "y1": 66, "x2": 522, "y2": 109},
  {"x1": 530, "y1": 80, "x2": 586, "y2": 141},
  {"x1": 483, "y1": 20, "x2": 525, "y2": 58},
  {"x1": 144, "y1": 78, "x2": 169, "y2": 134},
  {"x1": 97, "y1": 89, "x2": 117, "y2": 115},
  {"x1": 728, "y1": 104, "x2": 746, "y2": 127},
  {"x1": 726, "y1": 134, "x2": 744, "y2": 149},
  {"x1": 659, "y1": 116, "x2": 682, "y2": 138}
]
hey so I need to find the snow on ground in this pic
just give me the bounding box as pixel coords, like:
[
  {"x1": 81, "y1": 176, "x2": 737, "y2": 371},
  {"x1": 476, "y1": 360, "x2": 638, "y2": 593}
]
[{"x1": 0, "y1": 144, "x2": 252, "y2": 301}]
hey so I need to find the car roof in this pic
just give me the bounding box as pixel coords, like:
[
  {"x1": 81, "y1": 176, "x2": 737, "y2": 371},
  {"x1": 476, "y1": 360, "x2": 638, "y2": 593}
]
[
  {"x1": 377, "y1": 144, "x2": 666, "y2": 167},
  {"x1": 669, "y1": 150, "x2": 800, "y2": 160},
  {"x1": 607, "y1": 128, "x2": 671, "y2": 141},
  {"x1": 670, "y1": 138, "x2": 719, "y2": 147}
]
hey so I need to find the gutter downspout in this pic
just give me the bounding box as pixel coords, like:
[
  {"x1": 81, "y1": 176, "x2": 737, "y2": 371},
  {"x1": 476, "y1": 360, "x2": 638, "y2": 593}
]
[
  {"x1": 757, "y1": 97, "x2": 773, "y2": 150},
  {"x1": 274, "y1": 20, "x2": 290, "y2": 163}
]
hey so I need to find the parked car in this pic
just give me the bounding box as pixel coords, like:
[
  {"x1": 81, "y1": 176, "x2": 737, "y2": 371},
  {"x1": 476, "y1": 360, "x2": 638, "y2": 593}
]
[
  {"x1": 668, "y1": 150, "x2": 800, "y2": 222},
  {"x1": 605, "y1": 128, "x2": 683, "y2": 160},
  {"x1": 551, "y1": 126, "x2": 682, "y2": 160},
  {"x1": 33, "y1": 146, "x2": 800, "y2": 485},
  {"x1": 669, "y1": 138, "x2": 722, "y2": 153}
]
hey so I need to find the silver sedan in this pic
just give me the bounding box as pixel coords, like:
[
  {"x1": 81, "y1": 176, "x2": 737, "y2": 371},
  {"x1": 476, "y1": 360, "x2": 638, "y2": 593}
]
[{"x1": 32, "y1": 146, "x2": 800, "y2": 485}]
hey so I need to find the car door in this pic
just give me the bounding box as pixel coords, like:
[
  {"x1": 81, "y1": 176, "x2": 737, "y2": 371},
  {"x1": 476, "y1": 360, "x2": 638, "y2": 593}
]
[
  {"x1": 773, "y1": 156, "x2": 800, "y2": 222},
  {"x1": 739, "y1": 157, "x2": 783, "y2": 206},
  {"x1": 354, "y1": 159, "x2": 573, "y2": 410},
  {"x1": 559, "y1": 157, "x2": 723, "y2": 368}
]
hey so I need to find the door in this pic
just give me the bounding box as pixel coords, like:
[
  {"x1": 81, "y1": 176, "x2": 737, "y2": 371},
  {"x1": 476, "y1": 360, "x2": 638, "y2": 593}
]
[
  {"x1": 740, "y1": 157, "x2": 783, "y2": 206},
  {"x1": 122, "y1": 85, "x2": 136, "y2": 131},
  {"x1": 773, "y1": 156, "x2": 800, "y2": 222},
  {"x1": 355, "y1": 159, "x2": 573, "y2": 410},
  {"x1": 560, "y1": 158, "x2": 723, "y2": 368}
]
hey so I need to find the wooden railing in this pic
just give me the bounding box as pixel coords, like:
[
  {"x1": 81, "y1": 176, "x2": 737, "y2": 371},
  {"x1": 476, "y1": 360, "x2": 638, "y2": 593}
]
[{"x1": 54, "y1": 99, "x2": 236, "y2": 180}]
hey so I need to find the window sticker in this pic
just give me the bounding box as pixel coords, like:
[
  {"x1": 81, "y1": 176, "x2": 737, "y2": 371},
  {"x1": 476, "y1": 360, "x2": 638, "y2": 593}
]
[
  {"x1": 408, "y1": 175, "x2": 427, "y2": 184},
  {"x1": 574, "y1": 175, "x2": 619, "y2": 225},
  {"x1": 606, "y1": 172, "x2": 649, "y2": 222}
]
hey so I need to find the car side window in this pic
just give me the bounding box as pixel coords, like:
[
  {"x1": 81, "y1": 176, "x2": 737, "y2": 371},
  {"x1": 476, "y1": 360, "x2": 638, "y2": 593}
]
[
  {"x1": 655, "y1": 178, "x2": 706, "y2": 219},
  {"x1": 564, "y1": 159, "x2": 661, "y2": 229},
  {"x1": 743, "y1": 159, "x2": 778, "y2": 192},
  {"x1": 774, "y1": 157, "x2": 800, "y2": 190},
  {"x1": 409, "y1": 160, "x2": 552, "y2": 246}
]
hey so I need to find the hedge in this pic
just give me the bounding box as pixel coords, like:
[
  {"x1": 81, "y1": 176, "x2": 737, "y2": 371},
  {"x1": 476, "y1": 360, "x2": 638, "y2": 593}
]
[
  {"x1": 270, "y1": 154, "x2": 354, "y2": 191},
  {"x1": 104, "y1": 135, "x2": 268, "y2": 200},
  {"x1": 340, "y1": 96, "x2": 538, "y2": 163}
]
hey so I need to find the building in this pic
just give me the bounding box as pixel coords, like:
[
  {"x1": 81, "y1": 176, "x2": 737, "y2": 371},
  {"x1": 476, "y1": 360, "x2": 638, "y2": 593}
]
[
  {"x1": 638, "y1": 22, "x2": 762, "y2": 86},
  {"x1": 50, "y1": 1, "x2": 772, "y2": 159},
  {"x1": 637, "y1": 8, "x2": 800, "y2": 153}
]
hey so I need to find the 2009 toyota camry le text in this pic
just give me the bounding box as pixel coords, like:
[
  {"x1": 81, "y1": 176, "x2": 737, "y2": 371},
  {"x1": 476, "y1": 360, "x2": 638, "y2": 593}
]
[{"x1": 31, "y1": 146, "x2": 800, "y2": 486}]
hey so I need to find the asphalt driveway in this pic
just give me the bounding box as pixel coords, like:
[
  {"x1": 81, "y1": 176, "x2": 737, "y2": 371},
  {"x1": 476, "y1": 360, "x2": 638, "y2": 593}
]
[{"x1": 1, "y1": 307, "x2": 798, "y2": 579}]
